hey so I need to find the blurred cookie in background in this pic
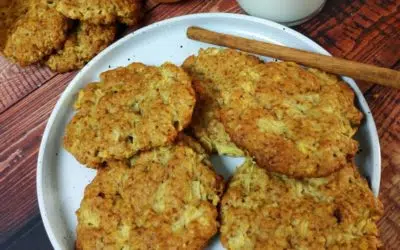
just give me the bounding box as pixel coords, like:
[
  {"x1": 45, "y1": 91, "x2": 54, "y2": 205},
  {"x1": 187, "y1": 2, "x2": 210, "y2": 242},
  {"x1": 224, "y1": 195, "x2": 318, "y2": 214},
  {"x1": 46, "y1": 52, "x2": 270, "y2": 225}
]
[
  {"x1": 46, "y1": 22, "x2": 117, "y2": 72},
  {"x1": 0, "y1": 0, "x2": 30, "y2": 51},
  {"x1": 1, "y1": 0, "x2": 143, "y2": 71},
  {"x1": 52, "y1": 0, "x2": 142, "y2": 25},
  {"x1": 3, "y1": 0, "x2": 70, "y2": 66}
]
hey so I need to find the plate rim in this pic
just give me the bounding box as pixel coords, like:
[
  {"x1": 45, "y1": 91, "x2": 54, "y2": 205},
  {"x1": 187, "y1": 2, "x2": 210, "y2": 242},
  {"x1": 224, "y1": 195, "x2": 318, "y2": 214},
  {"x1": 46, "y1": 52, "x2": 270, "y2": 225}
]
[{"x1": 36, "y1": 12, "x2": 381, "y2": 250}]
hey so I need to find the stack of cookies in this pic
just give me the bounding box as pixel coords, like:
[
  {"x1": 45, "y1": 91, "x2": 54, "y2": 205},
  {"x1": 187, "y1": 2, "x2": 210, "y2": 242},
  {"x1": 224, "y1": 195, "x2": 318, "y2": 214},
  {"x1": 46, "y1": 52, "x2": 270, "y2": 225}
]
[
  {"x1": 64, "y1": 48, "x2": 383, "y2": 249},
  {"x1": 0, "y1": 0, "x2": 141, "y2": 72}
]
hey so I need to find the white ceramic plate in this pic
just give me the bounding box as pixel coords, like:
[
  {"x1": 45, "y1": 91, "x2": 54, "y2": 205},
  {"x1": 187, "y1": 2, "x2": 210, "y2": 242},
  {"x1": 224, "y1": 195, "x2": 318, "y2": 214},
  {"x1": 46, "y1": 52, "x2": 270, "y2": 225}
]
[{"x1": 37, "y1": 13, "x2": 381, "y2": 250}]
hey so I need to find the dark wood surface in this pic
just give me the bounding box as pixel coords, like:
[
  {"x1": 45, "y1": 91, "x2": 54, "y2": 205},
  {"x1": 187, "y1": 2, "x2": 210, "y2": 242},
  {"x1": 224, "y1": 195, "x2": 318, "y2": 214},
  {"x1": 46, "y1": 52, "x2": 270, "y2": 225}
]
[{"x1": 1, "y1": 0, "x2": 399, "y2": 249}]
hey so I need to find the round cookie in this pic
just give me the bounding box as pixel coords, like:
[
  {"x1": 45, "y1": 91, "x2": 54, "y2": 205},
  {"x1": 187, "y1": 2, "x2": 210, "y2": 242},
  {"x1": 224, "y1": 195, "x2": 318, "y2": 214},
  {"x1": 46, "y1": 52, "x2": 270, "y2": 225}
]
[
  {"x1": 76, "y1": 144, "x2": 223, "y2": 250},
  {"x1": 3, "y1": 0, "x2": 70, "y2": 66},
  {"x1": 221, "y1": 160, "x2": 383, "y2": 250},
  {"x1": 53, "y1": 0, "x2": 142, "y2": 25},
  {"x1": 185, "y1": 48, "x2": 363, "y2": 177},
  {"x1": 220, "y1": 61, "x2": 363, "y2": 177},
  {"x1": 64, "y1": 62, "x2": 196, "y2": 168},
  {"x1": 46, "y1": 22, "x2": 116, "y2": 72}
]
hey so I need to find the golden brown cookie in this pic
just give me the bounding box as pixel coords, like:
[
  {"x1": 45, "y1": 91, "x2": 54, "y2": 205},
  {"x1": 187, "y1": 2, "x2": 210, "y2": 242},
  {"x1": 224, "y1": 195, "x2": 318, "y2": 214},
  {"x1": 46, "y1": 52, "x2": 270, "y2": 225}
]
[
  {"x1": 220, "y1": 61, "x2": 363, "y2": 177},
  {"x1": 46, "y1": 22, "x2": 116, "y2": 72},
  {"x1": 0, "y1": 0, "x2": 30, "y2": 51},
  {"x1": 64, "y1": 62, "x2": 196, "y2": 168},
  {"x1": 3, "y1": 0, "x2": 70, "y2": 66},
  {"x1": 221, "y1": 160, "x2": 383, "y2": 250},
  {"x1": 186, "y1": 48, "x2": 363, "y2": 177},
  {"x1": 182, "y1": 49, "x2": 262, "y2": 156},
  {"x1": 53, "y1": 0, "x2": 142, "y2": 25},
  {"x1": 76, "y1": 144, "x2": 223, "y2": 250}
]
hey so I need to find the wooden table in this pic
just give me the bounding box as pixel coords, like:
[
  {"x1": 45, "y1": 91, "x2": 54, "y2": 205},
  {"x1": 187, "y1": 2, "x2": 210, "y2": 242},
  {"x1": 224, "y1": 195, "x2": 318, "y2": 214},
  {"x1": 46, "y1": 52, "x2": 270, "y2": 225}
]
[{"x1": 1, "y1": 0, "x2": 399, "y2": 249}]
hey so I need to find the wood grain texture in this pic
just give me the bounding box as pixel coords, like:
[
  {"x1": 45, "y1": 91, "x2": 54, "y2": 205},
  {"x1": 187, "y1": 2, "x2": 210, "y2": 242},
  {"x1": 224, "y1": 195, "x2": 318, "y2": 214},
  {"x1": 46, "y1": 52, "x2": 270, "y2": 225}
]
[
  {"x1": 0, "y1": 57, "x2": 55, "y2": 114},
  {"x1": 365, "y1": 64, "x2": 400, "y2": 248},
  {"x1": 145, "y1": 0, "x2": 160, "y2": 10},
  {"x1": 0, "y1": 0, "x2": 399, "y2": 248},
  {"x1": 144, "y1": 0, "x2": 242, "y2": 24},
  {"x1": 1, "y1": 215, "x2": 52, "y2": 250},
  {"x1": 0, "y1": 73, "x2": 75, "y2": 243},
  {"x1": 297, "y1": 0, "x2": 400, "y2": 92}
]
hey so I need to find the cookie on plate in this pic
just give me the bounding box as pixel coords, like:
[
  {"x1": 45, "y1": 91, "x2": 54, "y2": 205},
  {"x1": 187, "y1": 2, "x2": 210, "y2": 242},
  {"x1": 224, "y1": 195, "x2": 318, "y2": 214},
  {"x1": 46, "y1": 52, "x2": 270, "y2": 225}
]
[
  {"x1": 220, "y1": 61, "x2": 363, "y2": 177},
  {"x1": 64, "y1": 62, "x2": 196, "y2": 168},
  {"x1": 46, "y1": 22, "x2": 116, "y2": 72},
  {"x1": 76, "y1": 143, "x2": 223, "y2": 250},
  {"x1": 186, "y1": 48, "x2": 363, "y2": 177},
  {"x1": 221, "y1": 160, "x2": 383, "y2": 250},
  {"x1": 182, "y1": 49, "x2": 263, "y2": 156},
  {"x1": 3, "y1": 0, "x2": 70, "y2": 66},
  {"x1": 53, "y1": 0, "x2": 142, "y2": 25}
]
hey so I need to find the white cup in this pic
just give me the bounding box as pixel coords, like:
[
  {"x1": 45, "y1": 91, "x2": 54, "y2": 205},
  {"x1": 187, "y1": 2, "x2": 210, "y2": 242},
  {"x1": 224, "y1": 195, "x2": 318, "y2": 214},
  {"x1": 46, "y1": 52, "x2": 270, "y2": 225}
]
[{"x1": 237, "y1": 0, "x2": 327, "y2": 26}]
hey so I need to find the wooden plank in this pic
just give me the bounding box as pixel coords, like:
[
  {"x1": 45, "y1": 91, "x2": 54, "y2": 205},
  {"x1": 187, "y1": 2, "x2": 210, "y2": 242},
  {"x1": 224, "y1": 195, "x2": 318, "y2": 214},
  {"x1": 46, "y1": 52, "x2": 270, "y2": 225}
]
[
  {"x1": 297, "y1": 0, "x2": 400, "y2": 92},
  {"x1": 365, "y1": 65, "x2": 400, "y2": 248},
  {"x1": 0, "y1": 73, "x2": 75, "y2": 244},
  {"x1": 145, "y1": 0, "x2": 159, "y2": 10},
  {"x1": 0, "y1": 57, "x2": 56, "y2": 114},
  {"x1": 144, "y1": 0, "x2": 242, "y2": 24},
  {"x1": 0, "y1": 216, "x2": 52, "y2": 250}
]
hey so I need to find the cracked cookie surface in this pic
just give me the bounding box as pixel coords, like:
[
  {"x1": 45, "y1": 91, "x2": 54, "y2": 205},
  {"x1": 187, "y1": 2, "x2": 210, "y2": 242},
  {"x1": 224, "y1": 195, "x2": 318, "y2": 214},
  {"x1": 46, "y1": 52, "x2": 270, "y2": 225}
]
[
  {"x1": 185, "y1": 48, "x2": 362, "y2": 177},
  {"x1": 221, "y1": 160, "x2": 383, "y2": 250},
  {"x1": 76, "y1": 143, "x2": 223, "y2": 250},
  {"x1": 64, "y1": 62, "x2": 195, "y2": 168}
]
